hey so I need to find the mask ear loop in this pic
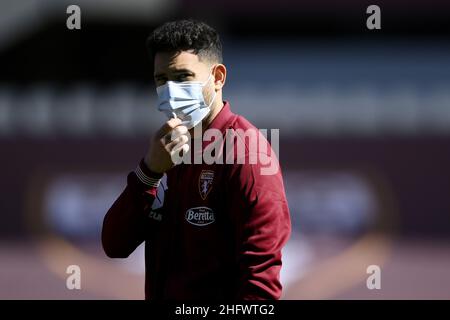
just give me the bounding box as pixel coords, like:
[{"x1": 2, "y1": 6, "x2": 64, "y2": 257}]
[
  {"x1": 201, "y1": 72, "x2": 213, "y2": 87},
  {"x1": 207, "y1": 89, "x2": 217, "y2": 108},
  {"x1": 206, "y1": 65, "x2": 218, "y2": 108}
]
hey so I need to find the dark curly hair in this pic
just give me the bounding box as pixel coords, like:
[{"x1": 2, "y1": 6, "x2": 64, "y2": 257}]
[{"x1": 146, "y1": 19, "x2": 223, "y2": 64}]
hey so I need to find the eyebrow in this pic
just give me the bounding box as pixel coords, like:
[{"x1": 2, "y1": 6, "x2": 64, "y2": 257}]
[{"x1": 154, "y1": 68, "x2": 196, "y2": 78}]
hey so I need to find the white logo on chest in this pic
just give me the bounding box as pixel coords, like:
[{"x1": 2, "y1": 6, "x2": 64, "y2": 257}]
[{"x1": 185, "y1": 207, "x2": 215, "y2": 226}]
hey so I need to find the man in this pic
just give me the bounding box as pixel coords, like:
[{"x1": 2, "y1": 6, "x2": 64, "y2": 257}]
[{"x1": 102, "y1": 19, "x2": 291, "y2": 300}]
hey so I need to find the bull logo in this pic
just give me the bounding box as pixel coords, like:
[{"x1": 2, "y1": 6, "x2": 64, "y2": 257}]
[{"x1": 198, "y1": 170, "x2": 214, "y2": 200}]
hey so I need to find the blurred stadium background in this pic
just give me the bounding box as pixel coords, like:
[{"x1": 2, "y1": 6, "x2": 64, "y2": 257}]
[{"x1": 1, "y1": 0, "x2": 450, "y2": 299}]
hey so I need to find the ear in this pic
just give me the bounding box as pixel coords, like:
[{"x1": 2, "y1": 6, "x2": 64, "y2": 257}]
[{"x1": 213, "y1": 64, "x2": 227, "y2": 90}]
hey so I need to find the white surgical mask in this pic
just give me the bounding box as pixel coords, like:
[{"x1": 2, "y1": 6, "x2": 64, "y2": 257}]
[{"x1": 156, "y1": 72, "x2": 217, "y2": 129}]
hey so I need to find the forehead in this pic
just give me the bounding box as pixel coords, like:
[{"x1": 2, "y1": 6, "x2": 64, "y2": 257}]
[{"x1": 154, "y1": 51, "x2": 207, "y2": 73}]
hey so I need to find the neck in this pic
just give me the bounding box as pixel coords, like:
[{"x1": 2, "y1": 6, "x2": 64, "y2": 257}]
[{"x1": 203, "y1": 98, "x2": 224, "y2": 131}]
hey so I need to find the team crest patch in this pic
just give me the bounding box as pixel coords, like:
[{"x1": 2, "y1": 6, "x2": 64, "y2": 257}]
[{"x1": 199, "y1": 170, "x2": 214, "y2": 200}]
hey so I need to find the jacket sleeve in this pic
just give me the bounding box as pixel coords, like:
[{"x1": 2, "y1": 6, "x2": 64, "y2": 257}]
[
  {"x1": 101, "y1": 159, "x2": 162, "y2": 258},
  {"x1": 228, "y1": 152, "x2": 291, "y2": 300}
]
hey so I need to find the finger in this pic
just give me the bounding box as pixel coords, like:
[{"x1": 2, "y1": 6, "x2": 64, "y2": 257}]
[
  {"x1": 166, "y1": 134, "x2": 189, "y2": 151},
  {"x1": 162, "y1": 126, "x2": 188, "y2": 144},
  {"x1": 157, "y1": 118, "x2": 182, "y2": 138},
  {"x1": 169, "y1": 143, "x2": 190, "y2": 165},
  {"x1": 171, "y1": 142, "x2": 190, "y2": 157}
]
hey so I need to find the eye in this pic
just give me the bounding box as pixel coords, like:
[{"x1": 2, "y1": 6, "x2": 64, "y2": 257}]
[
  {"x1": 155, "y1": 77, "x2": 167, "y2": 86},
  {"x1": 177, "y1": 73, "x2": 193, "y2": 82}
]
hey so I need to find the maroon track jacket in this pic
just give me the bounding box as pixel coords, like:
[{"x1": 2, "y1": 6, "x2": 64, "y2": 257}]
[{"x1": 102, "y1": 101, "x2": 291, "y2": 300}]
